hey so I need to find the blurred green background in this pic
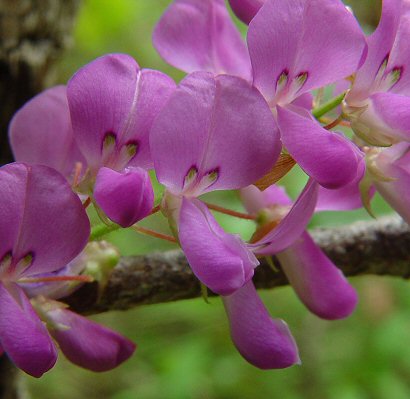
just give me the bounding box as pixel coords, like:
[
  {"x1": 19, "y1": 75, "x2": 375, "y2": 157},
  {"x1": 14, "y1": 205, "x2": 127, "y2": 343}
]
[{"x1": 24, "y1": 1, "x2": 410, "y2": 398}]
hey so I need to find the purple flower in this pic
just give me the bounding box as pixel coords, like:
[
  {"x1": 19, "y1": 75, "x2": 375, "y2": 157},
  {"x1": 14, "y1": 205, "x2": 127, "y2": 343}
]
[
  {"x1": 241, "y1": 183, "x2": 358, "y2": 320},
  {"x1": 31, "y1": 296, "x2": 136, "y2": 373},
  {"x1": 365, "y1": 143, "x2": 410, "y2": 223},
  {"x1": 10, "y1": 54, "x2": 173, "y2": 227},
  {"x1": 149, "y1": 70, "x2": 318, "y2": 369},
  {"x1": 67, "y1": 54, "x2": 175, "y2": 174},
  {"x1": 154, "y1": 0, "x2": 366, "y2": 189},
  {"x1": 247, "y1": 179, "x2": 319, "y2": 255},
  {"x1": 321, "y1": 141, "x2": 410, "y2": 223},
  {"x1": 248, "y1": 0, "x2": 365, "y2": 105},
  {"x1": 222, "y1": 281, "x2": 299, "y2": 369},
  {"x1": 67, "y1": 54, "x2": 175, "y2": 226},
  {"x1": 178, "y1": 198, "x2": 259, "y2": 295},
  {"x1": 275, "y1": 107, "x2": 364, "y2": 189},
  {"x1": 315, "y1": 156, "x2": 371, "y2": 212},
  {"x1": 150, "y1": 71, "x2": 280, "y2": 295},
  {"x1": 8, "y1": 86, "x2": 86, "y2": 181},
  {"x1": 22, "y1": 242, "x2": 136, "y2": 373},
  {"x1": 227, "y1": 0, "x2": 265, "y2": 25},
  {"x1": 21, "y1": 240, "x2": 119, "y2": 300},
  {"x1": 20, "y1": 252, "x2": 90, "y2": 300},
  {"x1": 247, "y1": 0, "x2": 366, "y2": 188},
  {"x1": 153, "y1": 0, "x2": 251, "y2": 79},
  {"x1": 93, "y1": 167, "x2": 154, "y2": 227},
  {"x1": 344, "y1": 0, "x2": 410, "y2": 146},
  {"x1": 0, "y1": 163, "x2": 90, "y2": 377}
]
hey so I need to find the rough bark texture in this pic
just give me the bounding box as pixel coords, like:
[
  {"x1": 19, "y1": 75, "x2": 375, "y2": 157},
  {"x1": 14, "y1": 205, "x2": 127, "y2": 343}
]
[
  {"x1": 0, "y1": 0, "x2": 81, "y2": 164},
  {"x1": 65, "y1": 215, "x2": 410, "y2": 315},
  {"x1": 0, "y1": 1, "x2": 80, "y2": 394}
]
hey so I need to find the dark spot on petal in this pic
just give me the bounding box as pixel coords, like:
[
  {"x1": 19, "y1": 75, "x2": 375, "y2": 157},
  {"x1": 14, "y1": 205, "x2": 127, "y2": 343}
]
[
  {"x1": 101, "y1": 131, "x2": 117, "y2": 153},
  {"x1": 124, "y1": 140, "x2": 139, "y2": 159},
  {"x1": 276, "y1": 69, "x2": 289, "y2": 92}
]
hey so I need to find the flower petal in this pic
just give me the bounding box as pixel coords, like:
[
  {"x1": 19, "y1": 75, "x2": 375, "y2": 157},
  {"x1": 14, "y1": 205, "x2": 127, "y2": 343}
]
[
  {"x1": 387, "y1": 143, "x2": 410, "y2": 172},
  {"x1": 374, "y1": 151, "x2": 410, "y2": 224},
  {"x1": 154, "y1": 0, "x2": 251, "y2": 79},
  {"x1": 21, "y1": 254, "x2": 87, "y2": 300},
  {"x1": 0, "y1": 282, "x2": 57, "y2": 377},
  {"x1": 387, "y1": 2, "x2": 410, "y2": 95},
  {"x1": 247, "y1": 0, "x2": 365, "y2": 103},
  {"x1": 291, "y1": 92, "x2": 313, "y2": 111},
  {"x1": 277, "y1": 106, "x2": 363, "y2": 188},
  {"x1": 67, "y1": 54, "x2": 175, "y2": 172},
  {"x1": 94, "y1": 167, "x2": 154, "y2": 227},
  {"x1": 179, "y1": 198, "x2": 258, "y2": 295},
  {"x1": 240, "y1": 184, "x2": 292, "y2": 215},
  {"x1": 228, "y1": 0, "x2": 265, "y2": 25},
  {"x1": 316, "y1": 157, "x2": 369, "y2": 211},
  {"x1": 277, "y1": 232, "x2": 358, "y2": 319},
  {"x1": 250, "y1": 179, "x2": 318, "y2": 254},
  {"x1": 349, "y1": 0, "x2": 402, "y2": 101},
  {"x1": 0, "y1": 163, "x2": 90, "y2": 276},
  {"x1": 9, "y1": 86, "x2": 85, "y2": 180},
  {"x1": 369, "y1": 92, "x2": 410, "y2": 142},
  {"x1": 316, "y1": 184, "x2": 366, "y2": 212},
  {"x1": 46, "y1": 307, "x2": 135, "y2": 372},
  {"x1": 150, "y1": 72, "x2": 280, "y2": 195},
  {"x1": 222, "y1": 281, "x2": 299, "y2": 369}
]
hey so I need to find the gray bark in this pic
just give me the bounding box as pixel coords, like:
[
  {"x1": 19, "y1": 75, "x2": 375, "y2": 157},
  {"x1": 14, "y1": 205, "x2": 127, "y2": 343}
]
[
  {"x1": 0, "y1": 1, "x2": 80, "y2": 395},
  {"x1": 0, "y1": 0, "x2": 80, "y2": 164},
  {"x1": 66, "y1": 216, "x2": 410, "y2": 314}
]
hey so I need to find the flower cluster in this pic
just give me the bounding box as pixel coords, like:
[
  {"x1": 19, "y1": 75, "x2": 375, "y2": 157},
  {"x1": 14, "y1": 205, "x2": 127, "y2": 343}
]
[{"x1": 3, "y1": 0, "x2": 410, "y2": 375}]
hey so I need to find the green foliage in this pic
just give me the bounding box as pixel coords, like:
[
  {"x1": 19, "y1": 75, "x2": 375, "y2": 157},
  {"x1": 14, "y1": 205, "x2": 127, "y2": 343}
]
[{"x1": 27, "y1": 278, "x2": 410, "y2": 399}]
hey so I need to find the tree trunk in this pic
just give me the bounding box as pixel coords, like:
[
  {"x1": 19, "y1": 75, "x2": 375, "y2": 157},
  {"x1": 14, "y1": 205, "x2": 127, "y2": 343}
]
[
  {"x1": 0, "y1": 1, "x2": 81, "y2": 395},
  {"x1": 0, "y1": 0, "x2": 81, "y2": 164}
]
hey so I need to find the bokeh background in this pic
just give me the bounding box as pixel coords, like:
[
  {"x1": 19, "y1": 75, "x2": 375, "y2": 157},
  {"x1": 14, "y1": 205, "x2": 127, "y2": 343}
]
[{"x1": 23, "y1": 1, "x2": 410, "y2": 398}]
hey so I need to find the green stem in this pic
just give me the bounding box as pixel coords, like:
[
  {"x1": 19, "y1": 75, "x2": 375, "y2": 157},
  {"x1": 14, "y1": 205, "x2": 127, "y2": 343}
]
[
  {"x1": 90, "y1": 223, "x2": 120, "y2": 241},
  {"x1": 312, "y1": 92, "x2": 346, "y2": 119}
]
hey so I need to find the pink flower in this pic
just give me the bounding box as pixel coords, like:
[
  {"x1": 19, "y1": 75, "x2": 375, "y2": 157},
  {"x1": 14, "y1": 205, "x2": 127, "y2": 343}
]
[
  {"x1": 241, "y1": 183, "x2": 358, "y2": 320},
  {"x1": 153, "y1": 0, "x2": 251, "y2": 79},
  {"x1": 366, "y1": 144, "x2": 410, "y2": 223},
  {"x1": 0, "y1": 163, "x2": 90, "y2": 377},
  {"x1": 344, "y1": 0, "x2": 410, "y2": 146},
  {"x1": 227, "y1": 0, "x2": 265, "y2": 25},
  {"x1": 223, "y1": 281, "x2": 299, "y2": 369},
  {"x1": 150, "y1": 71, "x2": 280, "y2": 295},
  {"x1": 154, "y1": 0, "x2": 366, "y2": 188},
  {"x1": 10, "y1": 54, "x2": 173, "y2": 227},
  {"x1": 8, "y1": 86, "x2": 86, "y2": 181}
]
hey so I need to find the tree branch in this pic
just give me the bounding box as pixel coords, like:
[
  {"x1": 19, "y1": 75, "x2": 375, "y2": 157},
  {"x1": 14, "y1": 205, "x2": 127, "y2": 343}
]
[{"x1": 66, "y1": 215, "x2": 410, "y2": 315}]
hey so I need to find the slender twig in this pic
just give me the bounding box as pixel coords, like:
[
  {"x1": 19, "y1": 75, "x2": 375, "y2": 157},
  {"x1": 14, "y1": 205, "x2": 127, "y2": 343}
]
[
  {"x1": 131, "y1": 226, "x2": 178, "y2": 243},
  {"x1": 203, "y1": 202, "x2": 256, "y2": 220},
  {"x1": 149, "y1": 204, "x2": 161, "y2": 215},
  {"x1": 323, "y1": 115, "x2": 343, "y2": 130}
]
